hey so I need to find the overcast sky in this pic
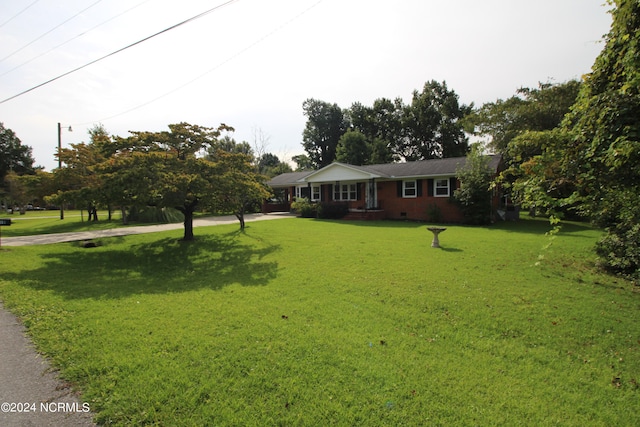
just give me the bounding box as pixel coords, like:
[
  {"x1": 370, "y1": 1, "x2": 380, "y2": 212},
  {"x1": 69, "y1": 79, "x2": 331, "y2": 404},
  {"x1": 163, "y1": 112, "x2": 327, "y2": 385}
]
[{"x1": 1, "y1": 0, "x2": 612, "y2": 171}]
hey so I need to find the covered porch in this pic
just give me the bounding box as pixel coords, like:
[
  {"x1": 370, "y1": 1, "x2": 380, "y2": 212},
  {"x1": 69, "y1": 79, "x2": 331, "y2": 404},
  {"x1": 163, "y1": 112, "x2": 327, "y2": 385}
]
[{"x1": 298, "y1": 162, "x2": 382, "y2": 210}]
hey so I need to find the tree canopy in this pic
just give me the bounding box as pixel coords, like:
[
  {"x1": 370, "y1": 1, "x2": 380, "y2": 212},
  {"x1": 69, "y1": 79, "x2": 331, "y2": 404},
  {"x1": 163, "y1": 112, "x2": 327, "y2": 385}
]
[
  {"x1": 559, "y1": 0, "x2": 640, "y2": 278},
  {"x1": 302, "y1": 99, "x2": 349, "y2": 168},
  {"x1": 400, "y1": 80, "x2": 471, "y2": 160},
  {"x1": 470, "y1": 80, "x2": 581, "y2": 155},
  {"x1": 102, "y1": 122, "x2": 269, "y2": 239},
  {"x1": 1, "y1": 123, "x2": 39, "y2": 209},
  {"x1": 469, "y1": 80, "x2": 582, "y2": 217},
  {"x1": 335, "y1": 130, "x2": 371, "y2": 165},
  {"x1": 47, "y1": 122, "x2": 270, "y2": 240},
  {"x1": 498, "y1": 1, "x2": 640, "y2": 279},
  {"x1": 0, "y1": 122, "x2": 36, "y2": 182},
  {"x1": 301, "y1": 81, "x2": 470, "y2": 166}
]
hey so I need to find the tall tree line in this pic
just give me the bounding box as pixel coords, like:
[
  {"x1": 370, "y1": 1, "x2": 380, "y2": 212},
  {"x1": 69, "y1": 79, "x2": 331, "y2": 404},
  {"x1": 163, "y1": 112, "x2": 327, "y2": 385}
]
[{"x1": 301, "y1": 80, "x2": 471, "y2": 168}]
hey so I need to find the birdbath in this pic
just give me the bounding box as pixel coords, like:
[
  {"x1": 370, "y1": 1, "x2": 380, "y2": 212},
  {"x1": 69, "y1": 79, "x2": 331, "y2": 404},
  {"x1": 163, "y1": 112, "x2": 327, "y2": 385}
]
[{"x1": 427, "y1": 227, "x2": 446, "y2": 248}]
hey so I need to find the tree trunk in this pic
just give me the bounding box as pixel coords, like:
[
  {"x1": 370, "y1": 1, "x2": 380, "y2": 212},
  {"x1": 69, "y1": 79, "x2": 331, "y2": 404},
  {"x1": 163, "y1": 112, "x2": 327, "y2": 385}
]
[
  {"x1": 180, "y1": 200, "x2": 198, "y2": 241},
  {"x1": 236, "y1": 212, "x2": 245, "y2": 230},
  {"x1": 121, "y1": 206, "x2": 128, "y2": 225},
  {"x1": 183, "y1": 208, "x2": 195, "y2": 240},
  {"x1": 236, "y1": 204, "x2": 246, "y2": 230}
]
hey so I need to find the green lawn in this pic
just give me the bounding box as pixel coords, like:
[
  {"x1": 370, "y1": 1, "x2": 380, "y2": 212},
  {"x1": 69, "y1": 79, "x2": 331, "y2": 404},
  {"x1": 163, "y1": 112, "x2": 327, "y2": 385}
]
[
  {"x1": 0, "y1": 218, "x2": 638, "y2": 426},
  {"x1": 0, "y1": 210, "x2": 125, "y2": 237}
]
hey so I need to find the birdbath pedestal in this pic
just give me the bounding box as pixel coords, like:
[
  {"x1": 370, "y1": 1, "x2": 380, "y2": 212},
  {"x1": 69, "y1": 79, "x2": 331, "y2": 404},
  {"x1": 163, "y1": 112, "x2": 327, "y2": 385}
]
[{"x1": 427, "y1": 227, "x2": 446, "y2": 248}]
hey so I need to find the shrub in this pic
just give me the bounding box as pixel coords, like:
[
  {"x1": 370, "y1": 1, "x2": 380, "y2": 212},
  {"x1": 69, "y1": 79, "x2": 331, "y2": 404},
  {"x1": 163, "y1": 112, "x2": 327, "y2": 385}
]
[
  {"x1": 317, "y1": 202, "x2": 349, "y2": 219},
  {"x1": 426, "y1": 203, "x2": 443, "y2": 223},
  {"x1": 595, "y1": 224, "x2": 640, "y2": 281},
  {"x1": 291, "y1": 198, "x2": 317, "y2": 218},
  {"x1": 128, "y1": 206, "x2": 184, "y2": 223},
  {"x1": 454, "y1": 145, "x2": 493, "y2": 225}
]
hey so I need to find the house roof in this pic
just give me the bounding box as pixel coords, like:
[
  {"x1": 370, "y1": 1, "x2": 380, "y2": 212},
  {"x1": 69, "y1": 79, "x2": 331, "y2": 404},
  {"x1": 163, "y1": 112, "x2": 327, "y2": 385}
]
[
  {"x1": 266, "y1": 154, "x2": 502, "y2": 187},
  {"x1": 266, "y1": 171, "x2": 314, "y2": 187}
]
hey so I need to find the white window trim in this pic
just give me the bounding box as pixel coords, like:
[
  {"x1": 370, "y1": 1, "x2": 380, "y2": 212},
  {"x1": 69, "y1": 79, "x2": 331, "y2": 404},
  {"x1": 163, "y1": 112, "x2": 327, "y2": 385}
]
[
  {"x1": 434, "y1": 179, "x2": 450, "y2": 197},
  {"x1": 295, "y1": 185, "x2": 311, "y2": 199},
  {"x1": 333, "y1": 183, "x2": 358, "y2": 201},
  {"x1": 311, "y1": 185, "x2": 321, "y2": 201},
  {"x1": 403, "y1": 180, "x2": 417, "y2": 198}
]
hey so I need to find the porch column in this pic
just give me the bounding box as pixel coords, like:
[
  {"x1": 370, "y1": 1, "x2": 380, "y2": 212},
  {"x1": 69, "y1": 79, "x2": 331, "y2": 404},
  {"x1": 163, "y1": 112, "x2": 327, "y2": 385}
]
[{"x1": 367, "y1": 178, "x2": 377, "y2": 209}]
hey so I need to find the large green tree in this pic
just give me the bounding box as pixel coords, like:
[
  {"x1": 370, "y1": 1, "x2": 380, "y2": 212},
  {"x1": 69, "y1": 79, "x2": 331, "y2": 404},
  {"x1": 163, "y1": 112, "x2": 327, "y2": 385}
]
[
  {"x1": 97, "y1": 151, "x2": 157, "y2": 224},
  {"x1": 399, "y1": 80, "x2": 471, "y2": 160},
  {"x1": 291, "y1": 154, "x2": 313, "y2": 171},
  {"x1": 0, "y1": 123, "x2": 36, "y2": 186},
  {"x1": 8, "y1": 170, "x2": 55, "y2": 209},
  {"x1": 214, "y1": 151, "x2": 272, "y2": 230},
  {"x1": 560, "y1": 0, "x2": 640, "y2": 278},
  {"x1": 508, "y1": 128, "x2": 575, "y2": 217},
  {"x1": 102, "y1": 123, "x2": 267, "y2": 240},
  {"x1": 301, "y1": 99, "x2": 349, "y2": 168},
  {"x1": 471, "y1": 81, "x2": 582, "y2": 215},
  {"x1": 335, "y1": 130, "x2": 371, "y2": 165},
  {"x1": 50, "y1": 124, "x2": 115, "y2": 221},
  {"x1": 206, "y1": 135, "x2": 253, "y2": 161},
  {"x1": 108, "y1": 123, "x2": 231, "y2": 240},
  {"x1": 54, "y1": 141, "x2": 106, "y2": 220},
  {"x1": 471, "y1": 80, "x2": 581, "y2": 155},
  {"x1": 347, "y1": 99, "x2": 400, "y2": 164},
  {"x1": 256, "y1": 153, "x2": 292, "y2": 177}
]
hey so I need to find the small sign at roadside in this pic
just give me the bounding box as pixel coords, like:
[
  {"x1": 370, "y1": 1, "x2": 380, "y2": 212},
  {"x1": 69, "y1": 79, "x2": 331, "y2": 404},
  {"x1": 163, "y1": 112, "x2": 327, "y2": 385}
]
[{"x1": 0, "y1": 218, "x2": 10, "y2": 249}]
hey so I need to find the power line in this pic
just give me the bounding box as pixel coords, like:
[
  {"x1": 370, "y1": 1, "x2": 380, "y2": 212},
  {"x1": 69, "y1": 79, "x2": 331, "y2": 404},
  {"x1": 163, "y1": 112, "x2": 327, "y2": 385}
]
[
  {"x1": 0, "y1": 0, "x2": 240, "y2": 105},
  {"x1": 0, "y1": 0, "x2": 103, "y2": 63},
  {"x1": 0, "y1": 0, "x2": 152, "y2": 78},
  {"x1": 0, "y1": 0, "x2": 40, "y2": 29},
  {"x1": 76, "y1": 0, "x2": 325, "y2": 126}
]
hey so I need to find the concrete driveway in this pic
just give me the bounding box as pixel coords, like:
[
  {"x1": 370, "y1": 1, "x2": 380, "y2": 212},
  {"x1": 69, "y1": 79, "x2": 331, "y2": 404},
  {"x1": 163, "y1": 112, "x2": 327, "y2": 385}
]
[{"x1": 1, "y1": 212, "x2": 294, "y2": 246}]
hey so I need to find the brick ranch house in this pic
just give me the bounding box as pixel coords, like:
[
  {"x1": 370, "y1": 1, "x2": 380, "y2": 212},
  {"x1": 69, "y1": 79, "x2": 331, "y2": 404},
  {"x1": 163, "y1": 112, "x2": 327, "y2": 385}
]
[{"x1": 263, "y1": 154, "x2": 507, "y2": 222}]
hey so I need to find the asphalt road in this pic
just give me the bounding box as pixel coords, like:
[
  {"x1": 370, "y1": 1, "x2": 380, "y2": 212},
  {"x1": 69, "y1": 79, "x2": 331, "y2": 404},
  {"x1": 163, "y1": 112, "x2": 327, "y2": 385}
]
[
  {"x1": 0, "y1": 304, "x2": 97, "y2": 427},
  {"x1": 0, "y1": 212, "x2": 294, "y2": 425}
]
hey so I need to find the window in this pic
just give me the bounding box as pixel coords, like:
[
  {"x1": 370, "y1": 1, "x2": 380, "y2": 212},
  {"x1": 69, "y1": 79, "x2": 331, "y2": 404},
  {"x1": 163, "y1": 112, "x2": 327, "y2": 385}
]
[
  {"x1": 311, "y1": 185, "x2": 321, "y2": 201},
  {"x1": 403, "y1": 180, "x2": 417, "y2": 198},
  {"x1": 435, "y1": 179, "x2": 450, "y2": 197},
  {"x1": 333, "y1": 183, "x2": 357, "y2": 201},
  {"x1": 295, "y1": 186, "x2": 310, "y2": 199}
]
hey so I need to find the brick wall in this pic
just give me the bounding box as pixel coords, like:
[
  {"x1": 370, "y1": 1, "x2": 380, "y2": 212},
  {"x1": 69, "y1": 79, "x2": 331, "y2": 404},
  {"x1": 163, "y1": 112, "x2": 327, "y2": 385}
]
[
  {"x1": 377, "y1": 180, "x2": 464, "y2": 222},
  {"x1": 273, "y1": 180, "x2": 467, "y2": 222}
]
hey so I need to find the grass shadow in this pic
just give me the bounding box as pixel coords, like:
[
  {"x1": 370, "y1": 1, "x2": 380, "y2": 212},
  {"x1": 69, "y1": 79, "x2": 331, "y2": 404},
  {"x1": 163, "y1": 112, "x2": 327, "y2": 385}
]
[
  {"x1": 439, "y1": 246, "x2": 463, "y2": 252},
  {"x1": 487, "y1": 217, "x2": 597, "y2": 237},
  {"x1": 4, "y1": 232, "x2": 280, "y2": 300}
]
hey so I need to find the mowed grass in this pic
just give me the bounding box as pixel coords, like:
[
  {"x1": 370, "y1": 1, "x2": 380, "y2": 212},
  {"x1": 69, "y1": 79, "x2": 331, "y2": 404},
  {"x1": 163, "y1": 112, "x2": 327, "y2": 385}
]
[
  {"x1": 0, "y1": 218, "x2": 638, "y2": 425},
  {"x1": 1, "y1": 210, "x2": 125, "y2": 237}
]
